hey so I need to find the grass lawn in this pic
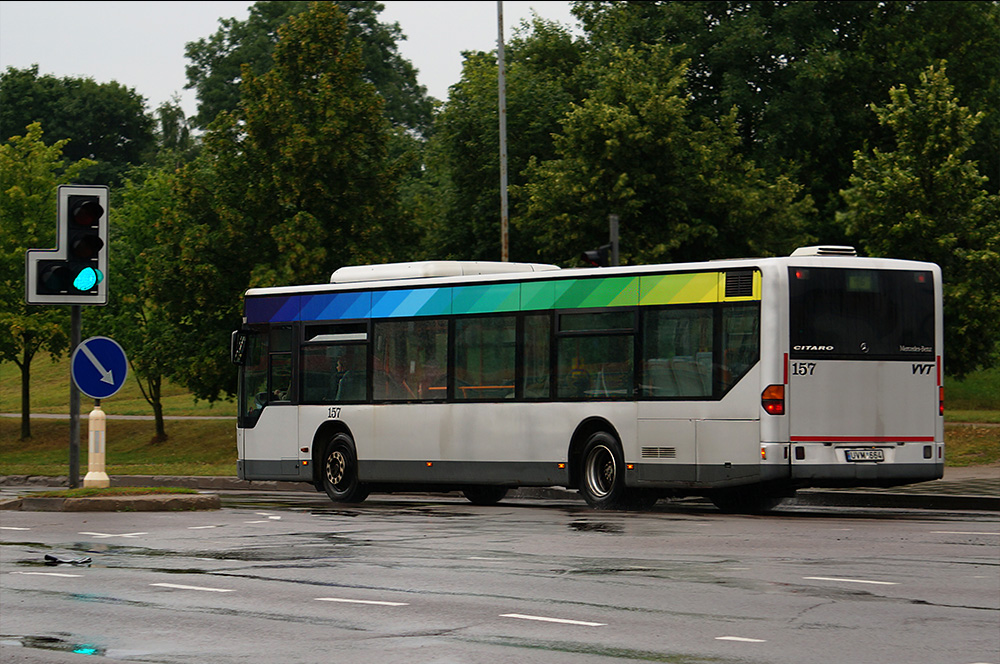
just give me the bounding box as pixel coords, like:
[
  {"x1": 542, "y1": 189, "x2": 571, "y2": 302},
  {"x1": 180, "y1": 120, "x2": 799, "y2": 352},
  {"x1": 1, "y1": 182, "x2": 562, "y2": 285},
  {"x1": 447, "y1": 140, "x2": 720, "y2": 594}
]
[{"x1": 0, "y1": 417, "x2": 236, "y2": 476}]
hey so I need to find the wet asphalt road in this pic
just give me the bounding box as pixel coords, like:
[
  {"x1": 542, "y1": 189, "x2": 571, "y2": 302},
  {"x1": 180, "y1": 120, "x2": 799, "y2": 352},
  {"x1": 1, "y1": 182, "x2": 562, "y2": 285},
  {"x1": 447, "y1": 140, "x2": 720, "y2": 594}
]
[{"x1": 2, "y1": 493, "x2": 998, "y2": 664}]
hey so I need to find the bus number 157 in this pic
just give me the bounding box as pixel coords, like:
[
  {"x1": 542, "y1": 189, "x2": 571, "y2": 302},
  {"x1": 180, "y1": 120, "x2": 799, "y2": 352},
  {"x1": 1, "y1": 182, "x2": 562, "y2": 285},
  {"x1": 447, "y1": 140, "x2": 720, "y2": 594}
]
[{"x1": 790, "y1": 362, "x2": 816, "y2": 377}]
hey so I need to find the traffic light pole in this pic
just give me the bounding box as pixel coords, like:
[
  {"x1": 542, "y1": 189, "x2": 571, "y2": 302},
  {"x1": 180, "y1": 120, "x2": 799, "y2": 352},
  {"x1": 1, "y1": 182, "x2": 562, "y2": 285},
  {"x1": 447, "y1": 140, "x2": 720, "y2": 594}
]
[{"x1": 69, "y1": 305, "x2": 81, "y2": 489}]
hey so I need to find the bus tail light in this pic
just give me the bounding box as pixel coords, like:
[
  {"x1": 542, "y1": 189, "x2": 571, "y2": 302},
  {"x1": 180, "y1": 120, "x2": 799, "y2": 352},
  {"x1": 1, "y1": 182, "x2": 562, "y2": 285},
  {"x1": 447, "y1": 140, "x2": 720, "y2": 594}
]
[
  {"x1": 939, "y1": 387, "x2": 944, "y2": 416},
  {"x1": 762, "y1": 385, "x2": 785, "y2": 415}
]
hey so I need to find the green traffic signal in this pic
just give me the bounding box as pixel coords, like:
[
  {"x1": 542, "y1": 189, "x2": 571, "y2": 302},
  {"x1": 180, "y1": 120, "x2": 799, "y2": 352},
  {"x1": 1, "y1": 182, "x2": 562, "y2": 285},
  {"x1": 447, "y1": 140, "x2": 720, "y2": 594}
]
[{"x1": 72, "y1": 266, "x2": 103, "y2": 291}]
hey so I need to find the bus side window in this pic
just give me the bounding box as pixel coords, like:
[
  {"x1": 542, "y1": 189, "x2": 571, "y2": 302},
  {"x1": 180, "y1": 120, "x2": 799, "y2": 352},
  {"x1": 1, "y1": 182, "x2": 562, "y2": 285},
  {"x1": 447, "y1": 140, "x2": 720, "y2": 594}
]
[
  {"x1": 455, "y1": 316, "x2": 516, "y2": 400},
  {"x1": 721, "y1": 303, "x2": 760, "y2": 392},
  {"x1": 641, "y1": 307, "x2": 713, "y2": 398},
  {"x1": 556, "y1": 311, "x2": 634, "y2": 399},
  {"x1": 374, "y1": 320, "x2": 448, "y2": 401},
  {"x1": 240, "y1": 330, "x2": 268, "y2": 424},
  {"x1": 269, "y1": 326, "x2": 292, "y2": 402},
  {"x1": 520, "y1": 314, "x2": 551, "y2": 399}
]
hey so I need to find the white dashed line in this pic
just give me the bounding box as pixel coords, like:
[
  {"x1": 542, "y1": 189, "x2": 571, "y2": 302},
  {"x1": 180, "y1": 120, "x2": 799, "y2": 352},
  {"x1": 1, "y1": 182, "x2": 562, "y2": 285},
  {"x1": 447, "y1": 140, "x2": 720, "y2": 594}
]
[
  {"x1": 188, "y1": 525, "x2": 219, "y2": 530},
  {"x1": 12, "y1": 571, "x2": 83, "y2": 578},
  {"x1": 150, "y1": 583, "x2": 235, "y2": 593},
  {"x1": 500, "y1": 613, "x2": 605, "y2": 627},
  {"x1": 0, "y1": 526, "x2": 31, "y2": 531},
  {"x1": 79, "y1": 532, "x2": 147, "y2": 539},
  {"x1": 716, "y1": 636, "x2": 767, "y2": 643},
  {"x1": 315, "y1": 597, "x2": 408, "y2": 606},
  {"x1": 803, "y1": 576, "x2": 898, "y2": 586}
]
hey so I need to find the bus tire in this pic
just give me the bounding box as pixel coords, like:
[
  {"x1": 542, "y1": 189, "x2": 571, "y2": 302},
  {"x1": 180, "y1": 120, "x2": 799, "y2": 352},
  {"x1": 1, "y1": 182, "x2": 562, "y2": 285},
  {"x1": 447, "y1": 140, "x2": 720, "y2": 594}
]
[
  {"x1": 579, "y1": 431, "x2": 629, "y2": 510},
  {"x1": 321, "y1": 433, "x2": 369, "y2": 504},
  {"x1": 462, "y1": 485, "x2": 508, "y2": 506}
]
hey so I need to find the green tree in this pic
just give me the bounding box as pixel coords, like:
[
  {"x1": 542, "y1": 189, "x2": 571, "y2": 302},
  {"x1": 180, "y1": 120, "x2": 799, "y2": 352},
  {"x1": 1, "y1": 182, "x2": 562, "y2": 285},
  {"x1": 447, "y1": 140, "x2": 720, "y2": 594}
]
[
  {"x1": 152, "y1": 1, "x2": 413, "y2": 401},
  {"x1": 517, "y1": 45, "x2": 813, "y2": 266},
  {"x1": 91, "y1": 167, "x2": 183, "y2": 441},
  {"x1": 573, "y1": 1, "x2": 1000, "y2": 234},
  {"x1": 0, "y1": 66, "x2": 155, "y2": 186},
  {"x1": 0, "y1": 123, "x2": 93, "y2": 438},
  {"x1": 839, "y1": 65, "x2": 1000, "y2": 377},
  {"x1": 423, "y1": 17, "x2": 583, "y2": 261},
  {"x1": 184, "y1": 0, "x2": 433, "y2": 134}
]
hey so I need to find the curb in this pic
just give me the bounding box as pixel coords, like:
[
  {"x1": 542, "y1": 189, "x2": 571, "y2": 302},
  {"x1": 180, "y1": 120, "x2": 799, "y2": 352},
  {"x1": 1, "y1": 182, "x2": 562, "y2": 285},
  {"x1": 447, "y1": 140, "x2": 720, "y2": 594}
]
[
  {"x1": 2, "y1": 476, "x2": 996, "y2": 512},
  {"x1": 1, "y1": 494, "x2": 221, "y2": 512}
]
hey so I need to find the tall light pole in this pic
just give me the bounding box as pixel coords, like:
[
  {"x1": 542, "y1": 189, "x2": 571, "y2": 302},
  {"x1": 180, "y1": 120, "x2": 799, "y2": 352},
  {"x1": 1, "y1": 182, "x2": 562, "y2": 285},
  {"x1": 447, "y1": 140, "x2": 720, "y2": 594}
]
[{"x1": 497, "y1": 1, "x2": 509, "y2": 261}]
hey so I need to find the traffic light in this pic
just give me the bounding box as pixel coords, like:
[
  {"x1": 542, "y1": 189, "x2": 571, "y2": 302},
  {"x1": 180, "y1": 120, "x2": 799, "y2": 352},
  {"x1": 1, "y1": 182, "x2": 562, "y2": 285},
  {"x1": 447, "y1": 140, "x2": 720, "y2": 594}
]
[
  {"x1": 25, "y1": 185, "x2": 109, "y2": 305},
  {"x1": 581, "y1": 244, "x2": 611, "y2": 267}
]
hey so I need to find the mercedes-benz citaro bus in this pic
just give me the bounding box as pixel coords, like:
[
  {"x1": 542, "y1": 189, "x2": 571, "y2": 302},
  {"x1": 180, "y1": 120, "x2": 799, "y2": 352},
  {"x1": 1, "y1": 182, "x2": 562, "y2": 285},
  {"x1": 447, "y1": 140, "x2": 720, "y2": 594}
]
[{"x1": 231, "y1": 246, "x2": 944, "y2": 513}]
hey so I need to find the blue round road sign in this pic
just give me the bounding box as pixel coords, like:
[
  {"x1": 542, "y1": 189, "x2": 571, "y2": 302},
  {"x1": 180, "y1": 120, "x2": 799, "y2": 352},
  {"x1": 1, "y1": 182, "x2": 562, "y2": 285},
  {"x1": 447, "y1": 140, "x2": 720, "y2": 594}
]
[{"x1": 71, "y1": 336, "x2": 128, "y2": 400}]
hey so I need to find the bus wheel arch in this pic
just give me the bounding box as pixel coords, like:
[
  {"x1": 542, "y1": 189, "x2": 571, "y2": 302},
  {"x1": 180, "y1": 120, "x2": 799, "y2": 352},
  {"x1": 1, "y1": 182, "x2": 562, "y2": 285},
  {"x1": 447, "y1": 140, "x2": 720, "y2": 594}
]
[
  {"x1": 570, "y1": 419, "x2": 635, "y2": 510},
  {"x1": 567, "y1": 417, "x2": 621, "y2": 491},
  {"x1": 313, "y1": 423, "x2": 369, "y2": 504}
]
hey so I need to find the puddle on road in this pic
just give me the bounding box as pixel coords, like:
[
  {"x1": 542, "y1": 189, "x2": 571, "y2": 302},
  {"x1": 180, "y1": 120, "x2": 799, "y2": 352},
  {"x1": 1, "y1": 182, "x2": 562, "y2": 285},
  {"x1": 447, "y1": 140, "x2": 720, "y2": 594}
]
[
  {"x1": 2, "y1": 634, "x2": 105, "y2": 656},
  {"x1": 568, "y1": 520, "x2": 624, "y2": 534}
]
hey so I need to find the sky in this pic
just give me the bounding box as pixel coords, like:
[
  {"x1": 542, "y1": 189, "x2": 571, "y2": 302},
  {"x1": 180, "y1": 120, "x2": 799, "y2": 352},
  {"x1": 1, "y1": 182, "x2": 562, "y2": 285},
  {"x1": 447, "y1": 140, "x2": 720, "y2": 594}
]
[{"x1": 0, "y1": 1, "x2": 579, "y2": 118}]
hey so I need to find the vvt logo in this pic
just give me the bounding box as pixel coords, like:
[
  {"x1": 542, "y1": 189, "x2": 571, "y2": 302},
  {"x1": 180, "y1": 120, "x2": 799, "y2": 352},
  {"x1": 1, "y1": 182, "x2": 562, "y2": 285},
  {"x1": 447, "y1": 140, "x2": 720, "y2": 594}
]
[{"x1": 911, "y1": 363, "x2": 935, "y2": 375}]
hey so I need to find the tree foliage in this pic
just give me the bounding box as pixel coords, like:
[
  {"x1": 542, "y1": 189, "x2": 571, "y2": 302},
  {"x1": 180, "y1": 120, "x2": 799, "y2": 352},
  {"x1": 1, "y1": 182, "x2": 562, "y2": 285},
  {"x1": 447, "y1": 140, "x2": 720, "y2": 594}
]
[
  {"x1": 0, "y1": 123, "x2": 93, "y2": 437},
  {"x1": 517, "y1": 44, "x2": 813, "y2": 265},
  {"x1": 423, "y1": 17, "x2": 584, "y2": 261},
  {"x1": 184, "y1": 0, "x2": 433, "y2": 134},
  {"x1": 0, "y1": 66, "x2": 155, "y2": 186},
  {"x1": 91, "y1": 167, "x2": 185, "y2": 440},
  {"x1": 572, "y1": 1, "x2": 999, "y2": 233},
  {"x1": 152, "y1": 2, "x2": 413, "y2": 400},
  {"x1": 839, "y1": 65, "x2": 1000, "y2": 377}
]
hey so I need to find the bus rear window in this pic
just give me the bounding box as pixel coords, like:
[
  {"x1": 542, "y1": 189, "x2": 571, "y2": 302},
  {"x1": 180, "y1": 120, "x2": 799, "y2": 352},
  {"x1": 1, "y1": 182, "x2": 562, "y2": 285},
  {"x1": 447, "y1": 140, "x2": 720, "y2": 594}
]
[{"x1": 789, "y1": 267, "x2": 934, "y2": 360}]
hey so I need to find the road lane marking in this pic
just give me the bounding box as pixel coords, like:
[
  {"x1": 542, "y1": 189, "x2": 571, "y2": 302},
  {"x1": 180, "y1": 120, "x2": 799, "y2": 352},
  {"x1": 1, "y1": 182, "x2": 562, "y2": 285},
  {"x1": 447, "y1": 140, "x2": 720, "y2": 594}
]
[
  {"x1": 188, "y1": 525, "x2": 219, "y2": 530},
  {"x1": 931, "y1": 531, "x2": 999, "y2": 536},
  {"x1": 150, "y1": 583, "x2": 234, "y2": 593},
  {"x1": 315, "y1": 597, "x2": 408, "y2": 606},
  {"x1": 1, "y1": 526, "x2": 31, "y2": 531},
  {"x1": 12, "y1": 571, "x2": 83, "y2": 578},
  {"x1": 500, "y1": 613, "x2": 605, "y2": 627},
  {"x1": 79, "y1": 532, "x2": 147, "y2": 539},
  {"x1": 716, "y1": 636, "x2": 767, "y2": 643},
  {"x1": 804, "y1": 576, "x2": 897, "y2": 586}
]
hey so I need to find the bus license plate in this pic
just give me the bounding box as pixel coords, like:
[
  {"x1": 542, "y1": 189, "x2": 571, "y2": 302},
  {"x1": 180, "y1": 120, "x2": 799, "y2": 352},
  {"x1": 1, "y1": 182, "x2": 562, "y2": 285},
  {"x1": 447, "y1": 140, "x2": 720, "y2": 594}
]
[{"x1": 845, "y1": 449, "x2": 885, "y2": 462}]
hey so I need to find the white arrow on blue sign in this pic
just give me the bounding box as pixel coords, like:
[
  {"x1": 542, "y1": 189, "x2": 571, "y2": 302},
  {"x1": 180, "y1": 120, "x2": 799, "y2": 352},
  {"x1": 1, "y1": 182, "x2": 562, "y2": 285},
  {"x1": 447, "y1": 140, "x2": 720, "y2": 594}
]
[{"x1": 71, "y1": 336, "x2": 128, "y2": 400}]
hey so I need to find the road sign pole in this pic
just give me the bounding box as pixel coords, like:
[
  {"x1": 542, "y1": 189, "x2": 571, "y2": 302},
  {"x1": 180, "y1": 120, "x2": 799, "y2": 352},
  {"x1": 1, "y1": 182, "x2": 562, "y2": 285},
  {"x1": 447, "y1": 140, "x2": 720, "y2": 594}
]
[{"x1": 69, "y1": 305, "x2": 81, "y2": 489}]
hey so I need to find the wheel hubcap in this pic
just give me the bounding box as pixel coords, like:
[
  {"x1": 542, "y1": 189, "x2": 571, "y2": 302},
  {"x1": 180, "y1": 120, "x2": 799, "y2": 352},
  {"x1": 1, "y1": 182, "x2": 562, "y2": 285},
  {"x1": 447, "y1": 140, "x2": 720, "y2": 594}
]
[{"x1": 326, "y1": 450, "x2": 346, "y2": 488}]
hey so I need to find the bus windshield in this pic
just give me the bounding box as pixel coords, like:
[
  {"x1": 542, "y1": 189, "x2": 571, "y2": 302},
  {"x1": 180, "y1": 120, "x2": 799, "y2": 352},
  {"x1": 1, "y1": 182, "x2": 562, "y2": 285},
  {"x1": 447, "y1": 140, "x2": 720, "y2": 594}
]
[{"x1": 789, "y1": 267, "x2": 935, "y2": 361}]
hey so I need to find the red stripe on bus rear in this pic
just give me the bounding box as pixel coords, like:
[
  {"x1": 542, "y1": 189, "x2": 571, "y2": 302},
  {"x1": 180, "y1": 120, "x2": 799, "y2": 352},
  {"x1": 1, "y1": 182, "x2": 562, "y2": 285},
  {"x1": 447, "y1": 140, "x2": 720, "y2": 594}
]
[{"x1": 790, "y1": 436, "x2": 935, "y2": 443}]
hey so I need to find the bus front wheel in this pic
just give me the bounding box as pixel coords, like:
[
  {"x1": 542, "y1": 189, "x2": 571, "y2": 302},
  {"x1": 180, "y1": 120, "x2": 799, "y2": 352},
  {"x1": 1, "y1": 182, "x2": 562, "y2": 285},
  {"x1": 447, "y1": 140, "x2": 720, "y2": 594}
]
[
  {"x1": 321, "y1": 434, "x2": 369, "y2": 504},
  {"x1": 579, "y1": 432, "x2": 629, "y2": 510}
]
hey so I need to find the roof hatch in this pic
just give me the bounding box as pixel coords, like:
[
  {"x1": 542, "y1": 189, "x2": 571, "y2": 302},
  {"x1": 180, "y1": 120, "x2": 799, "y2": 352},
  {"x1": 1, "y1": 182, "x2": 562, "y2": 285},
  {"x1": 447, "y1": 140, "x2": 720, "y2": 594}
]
[{"x1": 331, "y1": 261, "x2": 560, "y2": 284}]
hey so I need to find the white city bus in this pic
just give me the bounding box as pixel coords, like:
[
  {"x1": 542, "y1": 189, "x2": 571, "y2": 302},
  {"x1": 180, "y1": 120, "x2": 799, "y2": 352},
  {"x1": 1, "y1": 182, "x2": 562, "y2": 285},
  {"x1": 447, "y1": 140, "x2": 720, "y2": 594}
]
[{"x1": 232, "y1": 246, "x2": 944, "y2": 512}]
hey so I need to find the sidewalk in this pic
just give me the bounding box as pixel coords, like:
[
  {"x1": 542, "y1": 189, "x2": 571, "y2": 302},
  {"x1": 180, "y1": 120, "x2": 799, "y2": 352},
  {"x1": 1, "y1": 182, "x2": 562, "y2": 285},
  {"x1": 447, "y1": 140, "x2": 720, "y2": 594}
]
[{"x1": 2, "y1": 465, "x2": 997, "y2": 511}]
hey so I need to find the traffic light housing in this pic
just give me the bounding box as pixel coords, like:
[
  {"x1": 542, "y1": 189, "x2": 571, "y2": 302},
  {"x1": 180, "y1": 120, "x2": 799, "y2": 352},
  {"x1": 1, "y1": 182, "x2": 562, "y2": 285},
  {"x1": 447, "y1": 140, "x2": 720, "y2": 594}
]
[
  {"x1": 581, "y1": 244, "x2": 611, "y2": 267},
  {"x1": 25, "y1": 185, "x2": 109, "y2": 305}
]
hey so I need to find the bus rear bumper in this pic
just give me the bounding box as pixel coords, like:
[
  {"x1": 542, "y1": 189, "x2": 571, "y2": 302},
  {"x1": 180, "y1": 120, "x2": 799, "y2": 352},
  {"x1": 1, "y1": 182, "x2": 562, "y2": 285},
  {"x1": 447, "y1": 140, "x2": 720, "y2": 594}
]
[{"x1": 790, "y1": 462, "x2": 944, "y2": 487}]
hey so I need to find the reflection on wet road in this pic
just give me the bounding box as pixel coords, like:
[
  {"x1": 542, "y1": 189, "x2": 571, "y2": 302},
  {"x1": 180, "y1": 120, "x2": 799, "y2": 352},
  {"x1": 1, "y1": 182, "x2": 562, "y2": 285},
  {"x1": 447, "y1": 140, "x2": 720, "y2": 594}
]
[{"x1": 2, "y1": 493, "x2": 998, "y2": 664}]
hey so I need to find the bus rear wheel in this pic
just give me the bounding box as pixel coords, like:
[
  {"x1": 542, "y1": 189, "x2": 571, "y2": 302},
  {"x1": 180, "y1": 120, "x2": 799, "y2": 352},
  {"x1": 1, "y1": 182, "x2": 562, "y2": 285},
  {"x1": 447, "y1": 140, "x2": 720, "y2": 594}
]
[
  {"x1": 462, "y1": 485, "x2": 508, "y2": 506},
  {"x1": 579, "y1": 431, "x2": 630, "y2": 510},
  {"x1": 321, "y1": 433, "x2": 369, "y2": 504}
]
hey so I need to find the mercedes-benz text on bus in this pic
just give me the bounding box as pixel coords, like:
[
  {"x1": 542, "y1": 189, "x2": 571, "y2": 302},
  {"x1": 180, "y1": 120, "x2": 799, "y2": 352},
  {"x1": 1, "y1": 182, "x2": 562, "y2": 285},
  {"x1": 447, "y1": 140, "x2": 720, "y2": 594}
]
[{"x1": 231, "y1": 246, "x2": 943, "y2": 513}]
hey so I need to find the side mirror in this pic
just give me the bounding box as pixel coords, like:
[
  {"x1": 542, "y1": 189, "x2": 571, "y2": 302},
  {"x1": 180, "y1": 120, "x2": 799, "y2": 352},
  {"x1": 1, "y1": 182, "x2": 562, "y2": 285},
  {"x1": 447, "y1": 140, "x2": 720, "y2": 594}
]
[{"x1": 231, "y1": 330, "x2": 250, "y2": 366}]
